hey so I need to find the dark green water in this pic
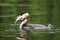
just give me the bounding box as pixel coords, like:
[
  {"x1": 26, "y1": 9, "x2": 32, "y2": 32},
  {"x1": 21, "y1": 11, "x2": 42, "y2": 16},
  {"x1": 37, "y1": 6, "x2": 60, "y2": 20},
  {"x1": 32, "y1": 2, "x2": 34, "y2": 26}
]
[
  {"x1": 0, "y1": 22, "x2": 60, "y2": 40},
  {"x1": 0, "y1": 0, "x2": 60, "y2": 40}
]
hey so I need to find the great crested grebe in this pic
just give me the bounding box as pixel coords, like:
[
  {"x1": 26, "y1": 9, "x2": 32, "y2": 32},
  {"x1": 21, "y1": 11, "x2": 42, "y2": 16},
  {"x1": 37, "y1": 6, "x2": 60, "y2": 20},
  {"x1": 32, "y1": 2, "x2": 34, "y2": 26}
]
[{"x1": 15, "y1": 11, "x2": 30, "y2": 31}]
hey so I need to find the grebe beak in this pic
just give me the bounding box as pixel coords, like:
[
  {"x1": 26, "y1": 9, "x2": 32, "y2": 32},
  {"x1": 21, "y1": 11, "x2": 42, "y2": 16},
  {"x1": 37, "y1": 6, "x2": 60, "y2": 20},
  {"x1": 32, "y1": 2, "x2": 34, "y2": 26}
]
[{"x1": 15, "y1": 16, "x2": 21, "y2": 23}]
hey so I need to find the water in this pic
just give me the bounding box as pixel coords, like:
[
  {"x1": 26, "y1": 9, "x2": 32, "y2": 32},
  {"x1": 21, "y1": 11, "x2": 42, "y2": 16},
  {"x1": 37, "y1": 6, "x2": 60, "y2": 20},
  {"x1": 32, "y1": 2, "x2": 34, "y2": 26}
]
[
  {"x1": 0, "y1": 23, "x2": 60, "y2": 40},
  {"x1": 0, "y1": 17, "x2": 60, "y2": 40}
]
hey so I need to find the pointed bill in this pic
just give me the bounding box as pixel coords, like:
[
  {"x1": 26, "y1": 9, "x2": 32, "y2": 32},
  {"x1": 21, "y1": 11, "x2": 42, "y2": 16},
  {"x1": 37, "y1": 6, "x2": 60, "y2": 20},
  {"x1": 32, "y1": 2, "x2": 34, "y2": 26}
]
[{"x1": 15, "y1": 16, "x2": 21, "y2": 23}]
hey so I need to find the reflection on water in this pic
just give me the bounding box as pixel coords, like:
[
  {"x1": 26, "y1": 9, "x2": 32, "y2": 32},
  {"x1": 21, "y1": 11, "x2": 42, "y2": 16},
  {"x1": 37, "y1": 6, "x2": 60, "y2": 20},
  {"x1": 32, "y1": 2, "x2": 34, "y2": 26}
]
[
  {"x1": 0, "y1": 23, "x2": 60, "y2": 40},
  {"x1": 0, "y1": 17, "x2": 60, "y2": 40},
  {"x1": 0, "y1": 24, "x2": 59, "y2": 40}
]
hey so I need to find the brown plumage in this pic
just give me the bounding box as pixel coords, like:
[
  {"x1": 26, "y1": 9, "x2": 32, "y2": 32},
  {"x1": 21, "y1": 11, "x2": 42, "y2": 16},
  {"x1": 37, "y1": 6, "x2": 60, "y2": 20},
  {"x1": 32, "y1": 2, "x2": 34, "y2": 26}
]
[{"x1": 22, "y1": 12, "x2": 30, "y2": 19}]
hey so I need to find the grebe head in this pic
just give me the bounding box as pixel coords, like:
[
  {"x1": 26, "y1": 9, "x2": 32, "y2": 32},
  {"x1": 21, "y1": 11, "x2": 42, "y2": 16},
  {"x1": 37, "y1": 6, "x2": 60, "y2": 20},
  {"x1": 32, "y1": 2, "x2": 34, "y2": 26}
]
[{"x1": 15, "y1": 11, "x2": 30, "y2": 23}]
